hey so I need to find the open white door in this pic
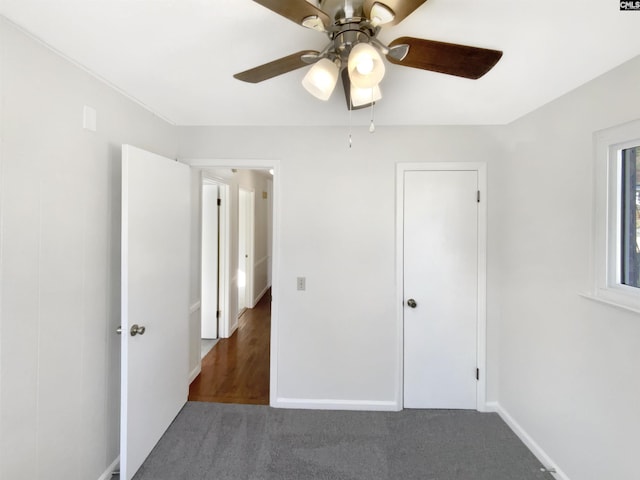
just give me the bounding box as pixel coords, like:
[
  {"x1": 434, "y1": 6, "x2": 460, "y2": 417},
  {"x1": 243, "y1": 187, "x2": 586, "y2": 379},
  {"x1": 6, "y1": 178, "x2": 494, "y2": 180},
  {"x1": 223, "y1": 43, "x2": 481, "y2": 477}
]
[
  {"x1": 238, "y1": 188, "x2": 249, "y2": 312},
  {"x1": 201, "y1": 183, "x2": 219, "y2": 339},
  {"x1": 120, "y1": 145, "x2": 190, "y2": 479}
]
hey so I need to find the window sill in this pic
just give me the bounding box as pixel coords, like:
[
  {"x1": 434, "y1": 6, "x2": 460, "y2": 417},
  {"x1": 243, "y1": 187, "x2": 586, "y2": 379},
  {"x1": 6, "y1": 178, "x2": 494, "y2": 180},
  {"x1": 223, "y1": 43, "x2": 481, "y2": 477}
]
[{"x1": 579, "y1": 292, "x2": 640, "y2": 315}]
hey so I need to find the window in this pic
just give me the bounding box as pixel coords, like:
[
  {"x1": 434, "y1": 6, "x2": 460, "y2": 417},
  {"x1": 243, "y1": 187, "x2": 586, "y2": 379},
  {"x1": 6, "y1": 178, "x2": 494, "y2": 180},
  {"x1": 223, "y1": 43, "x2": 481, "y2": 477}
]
[
  {"x1": 621, "y1": 146, "x2": 640, "y2": 288},
  {"x1": 592, "y1": 120, "x2": 640, "y2": 312}
]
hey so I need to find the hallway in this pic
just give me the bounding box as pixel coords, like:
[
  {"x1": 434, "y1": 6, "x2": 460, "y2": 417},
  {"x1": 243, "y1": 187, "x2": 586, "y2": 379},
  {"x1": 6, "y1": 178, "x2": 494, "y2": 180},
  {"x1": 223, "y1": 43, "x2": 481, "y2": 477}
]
[{"x1": 189, "y1": 291, "x2": 271, "y2": 405}]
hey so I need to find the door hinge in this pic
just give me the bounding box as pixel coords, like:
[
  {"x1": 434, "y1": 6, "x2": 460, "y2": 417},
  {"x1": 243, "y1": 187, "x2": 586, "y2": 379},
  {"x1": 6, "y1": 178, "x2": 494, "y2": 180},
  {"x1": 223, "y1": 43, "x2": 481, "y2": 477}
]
[
  {"x1": 477, "y1": 190, "x2": 481, "y2": 203},
  {"x1": 476, "y1": 368, "x2": 480, "y2": 381},
  {"x1": 217, "y1": 198, "x2": 221, "y2": 206},
  {"x1": 216, "y1": 310, "x2": 221, "y2": 319}
]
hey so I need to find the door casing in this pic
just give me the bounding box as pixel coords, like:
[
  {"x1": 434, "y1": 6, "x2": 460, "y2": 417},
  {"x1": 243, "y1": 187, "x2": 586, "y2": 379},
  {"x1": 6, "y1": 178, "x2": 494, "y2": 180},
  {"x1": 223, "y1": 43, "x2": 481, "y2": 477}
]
[{"x1": 396, "y1": 162, "x2": 488, "y2": 411}]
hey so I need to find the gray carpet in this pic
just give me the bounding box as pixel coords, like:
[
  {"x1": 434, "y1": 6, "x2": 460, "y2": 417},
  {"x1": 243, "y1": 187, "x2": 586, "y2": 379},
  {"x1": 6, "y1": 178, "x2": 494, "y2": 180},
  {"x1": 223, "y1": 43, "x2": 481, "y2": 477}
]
[{"x1": 131, "y1": 402, "x2": 554, "y2": 480}]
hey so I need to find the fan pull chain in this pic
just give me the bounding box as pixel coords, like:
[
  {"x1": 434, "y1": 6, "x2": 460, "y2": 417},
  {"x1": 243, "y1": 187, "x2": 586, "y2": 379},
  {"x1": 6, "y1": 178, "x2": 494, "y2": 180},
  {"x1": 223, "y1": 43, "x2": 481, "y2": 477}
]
[
  {"x1": 348, "y1": 96, "x2": 353, "y2": 148},
  {"x1": 369, "y1": 89, "x2": 376, "y2": 133}
]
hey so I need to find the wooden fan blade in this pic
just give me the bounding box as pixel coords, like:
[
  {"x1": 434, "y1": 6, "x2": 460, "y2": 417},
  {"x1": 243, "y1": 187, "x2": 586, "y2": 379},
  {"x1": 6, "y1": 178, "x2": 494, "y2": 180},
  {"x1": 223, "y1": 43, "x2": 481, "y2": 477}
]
[
  {"x1": 234, "y1": 50, "x2": 319, "y2": 83},
  {"x1": 387, "y1": 37, "x2": 503, "y2": 79},
  {"x1": 363, "y1": 0, "x2": 428, "y2": 26},
  {"x1": 253, "y1": 0, "x2": 331, "y2": 29}
]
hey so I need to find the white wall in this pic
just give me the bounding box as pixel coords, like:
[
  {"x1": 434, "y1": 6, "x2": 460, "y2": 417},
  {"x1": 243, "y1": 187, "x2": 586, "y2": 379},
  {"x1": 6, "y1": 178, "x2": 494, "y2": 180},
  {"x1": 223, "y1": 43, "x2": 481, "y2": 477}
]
[
  {"x1": 493, "y1": 56, "x2": 640, "y2": 480},
  {"x1": 178, "y1": 125, "x2": 505, "y2": 407},
  {"x1": 0, "y1": 19, "x2": 178, "y2": 480}
]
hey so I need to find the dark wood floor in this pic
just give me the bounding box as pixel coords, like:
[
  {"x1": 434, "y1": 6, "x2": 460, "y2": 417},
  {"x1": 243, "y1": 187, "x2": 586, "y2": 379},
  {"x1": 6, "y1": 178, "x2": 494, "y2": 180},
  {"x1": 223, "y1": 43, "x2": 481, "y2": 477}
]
[{"x1": 188, "y1": 290, "x2": 270, "y2": 405}]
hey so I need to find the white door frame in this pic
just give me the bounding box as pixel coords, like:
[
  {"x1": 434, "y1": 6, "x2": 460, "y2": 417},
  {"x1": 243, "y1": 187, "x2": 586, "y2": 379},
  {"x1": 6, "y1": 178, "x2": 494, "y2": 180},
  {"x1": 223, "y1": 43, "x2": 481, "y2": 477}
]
[
  {"x1": 186, "y1": 159, "x2": 280, "y2": 407},
  {"x1": 396, "y1": 162, "x2": 488, "y2": 411},
  {"x1": 201, "y1": 173, "x2": 231, "y2": 338}
]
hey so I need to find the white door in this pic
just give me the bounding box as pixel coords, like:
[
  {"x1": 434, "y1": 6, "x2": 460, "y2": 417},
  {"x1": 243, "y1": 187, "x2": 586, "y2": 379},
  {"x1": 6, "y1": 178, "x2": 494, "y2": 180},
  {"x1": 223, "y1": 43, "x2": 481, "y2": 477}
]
[
  {"x1": 120, "y1": 145, "x2": 190, "y2": 479},
  {"x1": 238, "y1": 188, "x2": 255, "y2": 315},
  {"x1": 403, "y1": 169, "x2": 479, "y2": 409},
  {"x1": 237, "y1": 187, "x2": 249, "y2": 312},
  {"x1": 201, "y1": 183, "x2": 219, "y2": 339}
]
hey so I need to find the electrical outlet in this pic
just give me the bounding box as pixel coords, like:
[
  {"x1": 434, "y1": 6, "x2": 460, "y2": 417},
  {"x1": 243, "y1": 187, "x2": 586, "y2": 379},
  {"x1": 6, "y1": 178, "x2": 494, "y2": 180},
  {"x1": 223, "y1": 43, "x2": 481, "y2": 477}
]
[{"x1": 296, "y1": 277, "x2": 306, "y2": 291}]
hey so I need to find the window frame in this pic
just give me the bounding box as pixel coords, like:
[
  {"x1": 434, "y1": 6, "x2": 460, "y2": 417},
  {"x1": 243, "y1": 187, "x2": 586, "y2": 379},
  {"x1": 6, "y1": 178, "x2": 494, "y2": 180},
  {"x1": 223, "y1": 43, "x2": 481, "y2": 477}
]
[{"x1": 592, "y1": 119, "x2": 640, "y2": 312}]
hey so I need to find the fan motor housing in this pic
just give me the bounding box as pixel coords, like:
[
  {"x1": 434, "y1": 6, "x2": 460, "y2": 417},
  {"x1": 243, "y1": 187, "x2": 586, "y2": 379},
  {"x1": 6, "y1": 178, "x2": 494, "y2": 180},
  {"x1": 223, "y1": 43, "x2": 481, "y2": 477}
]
[
  {"x1": 333, "y1": 26, "x2": 371, "y2": 57},
  {"x1": 313, "y1": 0, "x2": 367, "y2": 23}
]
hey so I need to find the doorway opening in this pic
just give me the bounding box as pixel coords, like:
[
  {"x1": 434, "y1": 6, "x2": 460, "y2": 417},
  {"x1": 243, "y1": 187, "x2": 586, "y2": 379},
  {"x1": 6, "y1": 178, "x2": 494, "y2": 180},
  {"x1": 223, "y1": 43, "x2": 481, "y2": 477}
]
[{"x1": 189, "y1": 163, "x2": 277, "y2": 405}]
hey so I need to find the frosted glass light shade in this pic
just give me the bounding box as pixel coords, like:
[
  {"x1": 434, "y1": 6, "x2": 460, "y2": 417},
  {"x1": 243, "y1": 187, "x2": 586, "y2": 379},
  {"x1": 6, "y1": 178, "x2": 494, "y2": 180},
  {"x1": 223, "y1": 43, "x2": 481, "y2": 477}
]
[
  {"x1": 348, "y1": 43, "x2": 385, "y2": 89},
  {"x1": 370, "y1": 2, "x2": 395, "y2": 26},
  {"x1": 302, "y1": 58, "x2": 339, "y2": 101},
  {"x1": 302, "y1": 15, "x2": 325, "y2": 32},
  {"x1": 350, "y1": 84, "x2": 382, "y2": 107}
]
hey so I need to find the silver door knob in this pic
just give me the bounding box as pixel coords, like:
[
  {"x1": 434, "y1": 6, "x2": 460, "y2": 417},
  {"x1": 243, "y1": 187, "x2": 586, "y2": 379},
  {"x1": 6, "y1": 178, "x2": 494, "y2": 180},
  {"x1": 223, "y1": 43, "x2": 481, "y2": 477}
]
[
  {"x1": 407, "y1": 299, "x2": 417, "y2": 308},
  {"x1": 130, "y1": 324, "x2": 146, "y2": 336}
]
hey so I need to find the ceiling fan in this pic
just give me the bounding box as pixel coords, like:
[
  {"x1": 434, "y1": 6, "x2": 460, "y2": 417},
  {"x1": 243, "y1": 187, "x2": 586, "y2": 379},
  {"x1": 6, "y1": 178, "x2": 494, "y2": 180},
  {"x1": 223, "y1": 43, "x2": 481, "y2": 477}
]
[{"x1": 233, "y1": 0, "x2": 503, "y2": 110}]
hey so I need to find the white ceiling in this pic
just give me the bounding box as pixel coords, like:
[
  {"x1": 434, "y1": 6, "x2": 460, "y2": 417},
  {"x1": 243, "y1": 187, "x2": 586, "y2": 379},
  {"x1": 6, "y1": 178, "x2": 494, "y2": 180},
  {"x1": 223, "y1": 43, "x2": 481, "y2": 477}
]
[{"x1": 2, "y1": 0, "x2": 640, "y2": 127}]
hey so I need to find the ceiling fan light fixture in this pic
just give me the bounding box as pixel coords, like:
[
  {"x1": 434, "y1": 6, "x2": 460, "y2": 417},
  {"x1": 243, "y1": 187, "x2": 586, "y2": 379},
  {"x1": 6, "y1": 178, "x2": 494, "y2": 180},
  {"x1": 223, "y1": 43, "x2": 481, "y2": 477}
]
[
  {"x1": 369, "y1": 3, "x2": 395, "y2": 27},
  {"x1": 301, "y1": 15, "x2": 325, "y2": 32},
  {"x1": 350, "y1": 84, "x2": 382, "y2": 107},
  {"x1": 302, "y1": 58, "x2": 339, "y2": 101},
  {"x1": 356, "y1": 56, "x2": 374, "y2": 75},
  {"x1": 347, "y1": 42, "x2": 386, "y2": 89}
]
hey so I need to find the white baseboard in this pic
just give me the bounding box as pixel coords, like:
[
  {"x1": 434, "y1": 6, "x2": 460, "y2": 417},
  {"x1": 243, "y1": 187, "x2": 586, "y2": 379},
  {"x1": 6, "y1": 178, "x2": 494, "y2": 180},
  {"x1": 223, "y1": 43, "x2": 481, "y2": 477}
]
[
  {"x1": 97, "y1": 456, "x2": 119, "y2": 480},
  {"x1": 486, "y1": 402, "x2": 570, "y2": 480},
  {"x1": 273, "y1": 397, "x2": 400, "y2": 412},
  {"x1": 253, "y1": 284, "x2": 271, "y2": 307},
  {"x1": 189, "y1": 300, "x2": 201, "y2": 314},
  {"x1": 220, "y1": 322, "x2": 238, "y2": 339},
  {"x1": 228, "y1": 321, "x2": 238, "y2": 337},
  {"x1": 188, "y1": 364, "x2": 201, "y2": 383}
]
